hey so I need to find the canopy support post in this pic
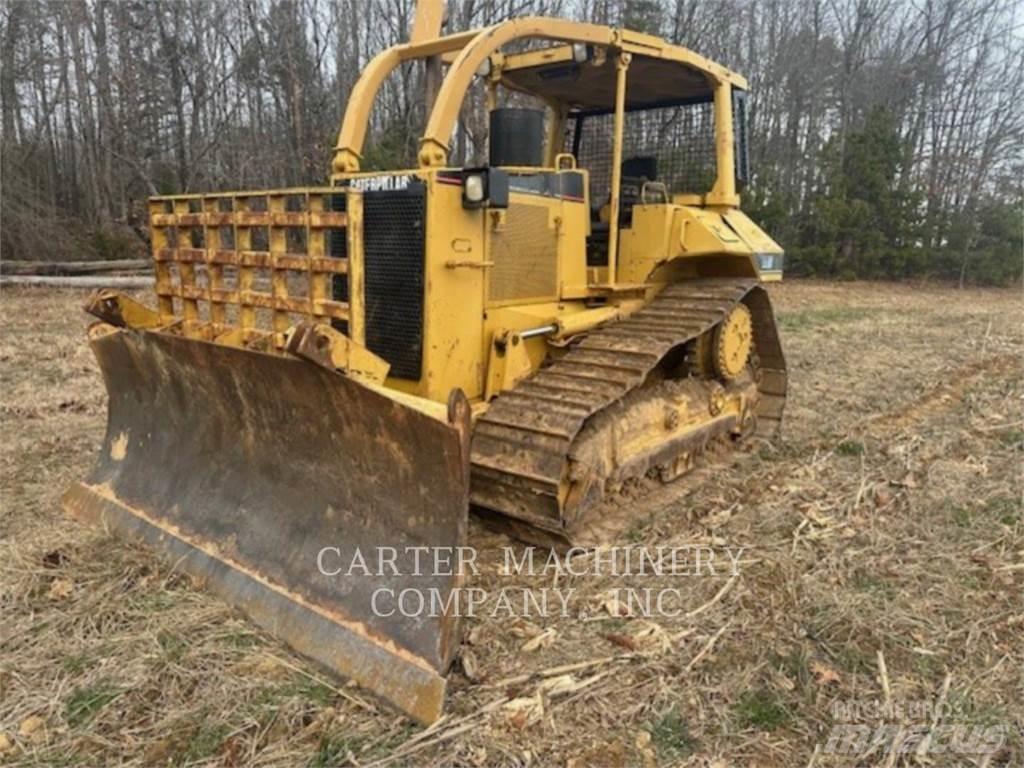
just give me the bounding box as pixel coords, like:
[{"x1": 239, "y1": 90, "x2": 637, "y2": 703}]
[{"x1": 605, "y1": 51, "x2": 631, "y2": 287}]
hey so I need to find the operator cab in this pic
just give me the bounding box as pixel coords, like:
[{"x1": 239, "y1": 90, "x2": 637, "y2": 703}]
[{"x1": 461, "y1": 42, "x2": 754, "y2": 283}]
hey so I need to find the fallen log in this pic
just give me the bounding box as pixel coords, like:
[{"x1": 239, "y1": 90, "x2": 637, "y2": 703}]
[
  {"x1": 0, "y1": 259, "x2": 151, "y2": 276},
  {"x1": 1, "y1": 275, "x2": 153, "y2": 289}
]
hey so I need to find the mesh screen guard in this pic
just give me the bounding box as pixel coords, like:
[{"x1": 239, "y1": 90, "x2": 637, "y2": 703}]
[{"x1": 568, "y1": 99, "x2": 717, "y2": 203}]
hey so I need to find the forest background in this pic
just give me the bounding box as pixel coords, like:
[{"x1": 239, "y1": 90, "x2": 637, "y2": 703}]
[{"x1": 1, "y1": 0, "x2": 1021, "y2": 284}]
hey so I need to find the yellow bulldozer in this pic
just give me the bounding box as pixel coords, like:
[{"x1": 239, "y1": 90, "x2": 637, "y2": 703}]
[{"x1": 64, "y1": 6, "x2": 786, "y2": 724}]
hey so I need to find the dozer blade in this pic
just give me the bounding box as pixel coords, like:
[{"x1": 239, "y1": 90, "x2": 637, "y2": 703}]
[{"x1": 64, "y1": 326, "x2": 471, "y2": 724}]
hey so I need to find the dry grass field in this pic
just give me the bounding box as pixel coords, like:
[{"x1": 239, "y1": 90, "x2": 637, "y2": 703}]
[{"x1": 1, "y1": 280, "x2": 1021, "y2": 767}]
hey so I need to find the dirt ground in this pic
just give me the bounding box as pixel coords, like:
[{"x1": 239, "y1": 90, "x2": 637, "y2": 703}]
[{"x1": 1, "y1": 280, "x2": 1021, "y2": 767}]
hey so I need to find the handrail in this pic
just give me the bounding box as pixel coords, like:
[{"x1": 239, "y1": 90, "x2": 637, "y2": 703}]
[
  {"x1": 331, "y1": 31, "x2": 480, "y2": 174},
  {"x1": 417, "y1": 18, "x2": 616, "y2": 167}
]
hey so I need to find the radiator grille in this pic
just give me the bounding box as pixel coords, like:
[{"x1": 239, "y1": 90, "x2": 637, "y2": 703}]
[
  {"x1": 329, "y1": 193, "x2": 349, "y2": 334},
  {"x1": 363, "y1": 187, "x2": 425, "y2": 380},
  {"x1": 488, "y1": 202, "x2": 558, "y2": 303}
]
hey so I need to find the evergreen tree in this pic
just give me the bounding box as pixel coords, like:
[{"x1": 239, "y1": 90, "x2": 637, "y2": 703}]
[{"x1": 791, "y1": 107, "x2": 922, "y2": 279}]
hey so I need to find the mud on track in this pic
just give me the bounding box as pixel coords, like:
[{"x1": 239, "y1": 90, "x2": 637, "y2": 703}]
[{"x1": 1, "y1": 281, "x2": 1021, "y2": 766}]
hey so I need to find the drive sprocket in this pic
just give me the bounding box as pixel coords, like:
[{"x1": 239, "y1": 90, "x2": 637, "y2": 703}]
[{"x1": 713, "y1": 303, "x2": 753, "y2": 380}]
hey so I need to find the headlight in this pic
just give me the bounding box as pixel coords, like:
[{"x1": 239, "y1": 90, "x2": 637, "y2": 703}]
[
  {"x1": 572, "y1": 43, "x2": 589, "y2": 63},
  {"x1": 464, "y1": 174, "x2": 485, "y2": 203},
  {"x1": 459, "y1": 168, "x2": 508, "y2": 210},
  {"x1": 756, "y1": 253, "x2": 784, "y2": 272}
]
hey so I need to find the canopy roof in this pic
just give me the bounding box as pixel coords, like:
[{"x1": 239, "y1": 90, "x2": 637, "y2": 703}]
[{"x1": 500, "y1": 51, "x2": 715, "y2": 115}]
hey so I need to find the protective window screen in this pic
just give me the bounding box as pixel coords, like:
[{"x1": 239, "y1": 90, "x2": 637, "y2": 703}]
[
  {"x1": 733, "y1": 90, "x2": 750, "y2": 188},
  {"x1": 569, "y1": 100, "x2": 717, "y2": 203}
]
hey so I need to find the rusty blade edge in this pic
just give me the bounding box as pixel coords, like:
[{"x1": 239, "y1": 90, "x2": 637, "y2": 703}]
[
  {"x1": 71, "y1": 479, "x2": 440, "y2": 675},
  {"x1": 62, "y1": 482, "x2": 447, "y2": 726}
]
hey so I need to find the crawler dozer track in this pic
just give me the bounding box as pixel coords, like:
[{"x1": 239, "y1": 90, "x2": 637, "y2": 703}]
[{"x1": 470, "y1": 279, "x2": 786, "y2": 546}]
